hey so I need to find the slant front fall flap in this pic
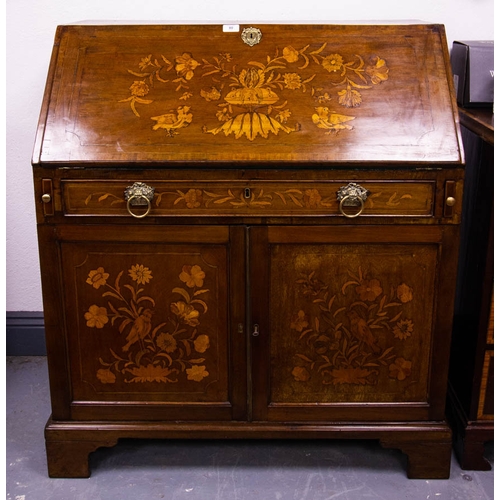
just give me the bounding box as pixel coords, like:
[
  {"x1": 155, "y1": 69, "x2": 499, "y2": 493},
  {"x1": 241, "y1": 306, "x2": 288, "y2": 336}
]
[{"x1": 34, "y1": 24, "x2": 462, "y2": 165}]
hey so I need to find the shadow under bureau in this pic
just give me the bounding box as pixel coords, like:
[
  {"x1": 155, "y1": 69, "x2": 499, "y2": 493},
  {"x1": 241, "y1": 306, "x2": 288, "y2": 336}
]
[{"x1": 32, "y1": 23, "x2": 464, "y2": 478}]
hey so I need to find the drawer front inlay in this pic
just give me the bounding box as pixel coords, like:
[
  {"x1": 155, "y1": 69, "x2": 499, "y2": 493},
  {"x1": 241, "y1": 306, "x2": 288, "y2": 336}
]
[{"x1": 63, "y1": 180, "x2": 435, "y2": 217}]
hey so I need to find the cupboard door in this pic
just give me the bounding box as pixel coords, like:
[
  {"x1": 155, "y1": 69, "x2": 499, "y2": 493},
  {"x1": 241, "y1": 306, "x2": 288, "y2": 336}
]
[
  {"x1": 250, "y1": 226, "x2": 455, "y2": 422},
  {"x1": 47, "y1": 224, "x2": 246, "y2": 421}
]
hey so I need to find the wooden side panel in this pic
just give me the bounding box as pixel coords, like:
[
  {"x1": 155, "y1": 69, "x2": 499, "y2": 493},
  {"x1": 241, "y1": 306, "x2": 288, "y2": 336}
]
[
  {"x1": 477, "y1": 351, "x2": 494, "y2": 420},
  {"x1": 37, "y1": 224, "x2": 72, "y2": 419},
  {"x1": 55, "y1": 225, "x2": 246, "y2": 421},
  {"x1": 486, "y1": 294, "x2": 494, "y2": 344}
]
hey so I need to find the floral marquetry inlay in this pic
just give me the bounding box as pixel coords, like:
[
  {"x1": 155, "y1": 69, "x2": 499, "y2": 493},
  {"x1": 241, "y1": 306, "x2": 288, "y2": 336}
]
[
  {"x1": 84, "y1": 262, "x2": 212, "y2": 385},
  {"x1": 290, "y1": 266, "x2": 415, "y2": 386},
  {"x1": 118, "y1": 41, "x2": 389, "y2": 140},
  {"x1": 77, "y1": 182, "x2": 427, "y2": 217}
]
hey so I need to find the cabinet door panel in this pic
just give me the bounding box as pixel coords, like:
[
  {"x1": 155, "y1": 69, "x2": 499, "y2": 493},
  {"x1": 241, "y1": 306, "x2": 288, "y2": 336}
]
[
  {"x1": 55, "y1": 225, "x2": 246, "y2": 421},
  {"x1": 250, "y1": 226, "x2": 446, "y2": 422}
]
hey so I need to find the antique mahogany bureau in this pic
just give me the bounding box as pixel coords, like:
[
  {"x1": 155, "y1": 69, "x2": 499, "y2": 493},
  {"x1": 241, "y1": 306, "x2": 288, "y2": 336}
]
[{"x1": 32, "y1": 23, "x2": 464, "y2": 478}]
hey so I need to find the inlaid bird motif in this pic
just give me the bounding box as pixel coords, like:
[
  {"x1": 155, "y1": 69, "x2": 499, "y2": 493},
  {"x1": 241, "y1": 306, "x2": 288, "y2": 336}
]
[
  {"x1": 312, "y1": 106, "x2": 355, "y2": 132},
  {"x1": 122, "y1": 309, "x2": 153, "y2": 352},
  {"x1": 347, "y1": 310, "x2": 381, "y2": 353},
  {"x1": 151, "y1": 106, "x2": 193, "y2": 134}
]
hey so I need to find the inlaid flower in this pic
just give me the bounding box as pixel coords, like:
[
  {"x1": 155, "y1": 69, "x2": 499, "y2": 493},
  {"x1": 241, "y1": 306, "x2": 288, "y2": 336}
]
[
  {"x1": 96, "y1": 368, "x2": 116, "y2": 384},
  {"x1": 171, "y1": 301, "x2": 200, "y2": 327},
  {"x1": 84, "y1": 305, "x2": 109, "y2": 329},
  {"x1": 393, "y1": 319, "x2": 414, "y2": 340},
  {"x1": 389, "y1": 357, "x2": 412, "y2": 381},
  {"x1": 299, "y1": 276, "x2": 328, "y2": 298},
  {"x1": 126, "y1": 364, "x2": 177, "y2": 383},
  {"x1": 156, "y1": 332, "x2": 178, "y2": 353},
  {"x1": 276, "y1": 109, "x2": 292, "y2": 123},
  {"x1": 185, "y1": 189, "x2": 203, "y2": 208},
  {"x1": 194, "y1": 334, "x2": 210, "y2": 353},
  {"x1": 218, "y1": 52, "x2": 232, "y2": 62},
  {"x1": 397, "y1": 283, "x2": 413, "y2": 303},
  {"x1": 186, "y1": 365, "x2": 209, "y2": 382},
  {"x1": 180, "y1": 188, "x2": 203, "y2": 208},
  {"x1": 316, "y1": 92, "x2": 332, "y2": 103},
  {"x1": 86, "y1": 267, "x2": 109, "y2": 289},
  {"x1": 138, "y1": 55, "x2": 153, "y2": 70},
  {"x1": 128, "y1": 264, "x2": 152, "y2": 285},
  {"x1": 290, "y1": 310, "x2": 309, "y2": 332},
  {"x1": 240, "y1": 68, "x2": 265, "y2": 89},
  {"x1": 129, "y1": 81, "x2": 150, "y2": 97},
  {"x1": 312, "y1": 335, "x2": 337, "y2": 355},
  {"x1": 175, "y1": 53, "x2": 200, "y2": 80},
  {"x1": 200, "y1": 87, "x2": 221, "y2": 102},
  {"x1": 304, "y1": 189, "x2": 322, "y2": 208},
  {"x1": 283, "y1": 46, "x2": 299, "y2": 63},
  {"x1": 338, "y1": 85, "x2": 362, "y2": 108},
  {"x1": 216, "y1": 108, "x2": 231, "y2": 122},
  {"x1": 119, "y1": 81, "x2": 153, "y2": 117},
  {"x1": 355, "y1": 279, "x2": 383, "y2": 301},
  {"x1": 322, "y1": 54, "x2": 344, "y2": 73},
  {"x1": 292, "y1": 366, "x2": 310, "y2": 382},
  {"x1": 365, "y1": 56, "x2": 389, "y2": 84},
  {"x1": 179, "y1": 264, "x2": 206, "y2": 288},
  {"x1": 283, "y1": 73, "x2": 302, "y2": 90}
]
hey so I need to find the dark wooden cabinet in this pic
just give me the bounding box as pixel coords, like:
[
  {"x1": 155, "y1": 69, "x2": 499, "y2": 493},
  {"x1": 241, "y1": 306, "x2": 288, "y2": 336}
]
[
  {"x1": 448, "y1": 108, "x2": 494, "y2": 470},
  {"x1": 33, "y1": 24, "x2": 464, "y2": 479}
]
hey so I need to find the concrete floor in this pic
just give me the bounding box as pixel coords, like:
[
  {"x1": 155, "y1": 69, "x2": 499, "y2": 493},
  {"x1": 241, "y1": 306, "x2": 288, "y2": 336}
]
[{"x1": 6, "y1": 356, "x2": 494, "y2": 500}]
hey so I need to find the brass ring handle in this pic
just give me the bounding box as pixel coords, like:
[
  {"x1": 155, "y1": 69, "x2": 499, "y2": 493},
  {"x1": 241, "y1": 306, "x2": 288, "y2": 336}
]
[
  {"x1": 339, "y1": 195, "x2": 365, "y2": 218},
  {"x1": 124, "y1": 182, "x2": 155, "y2": 219},
  {"x1": 337, "y1": 183, "x2": 369, "y2": 218},
  {"x1": 126, "y1": 194, "x2": 152, "y2": 218}
]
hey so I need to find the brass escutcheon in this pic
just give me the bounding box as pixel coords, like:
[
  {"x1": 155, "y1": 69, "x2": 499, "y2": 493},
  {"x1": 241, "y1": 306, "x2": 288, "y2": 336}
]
[{"x1": 241, "y1": 27, "x2": 262, "y2": 46}]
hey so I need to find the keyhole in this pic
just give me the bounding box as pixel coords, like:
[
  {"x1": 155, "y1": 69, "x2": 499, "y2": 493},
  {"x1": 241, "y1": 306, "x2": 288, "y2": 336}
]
[{"x1": 244, "y1": 188, "x2": 251, "y2": 199}]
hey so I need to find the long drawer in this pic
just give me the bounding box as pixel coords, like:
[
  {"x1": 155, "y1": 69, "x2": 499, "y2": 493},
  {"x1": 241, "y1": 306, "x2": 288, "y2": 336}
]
[{"x1": 61, "y1": 180, "x2": 435, "y2": 218}]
